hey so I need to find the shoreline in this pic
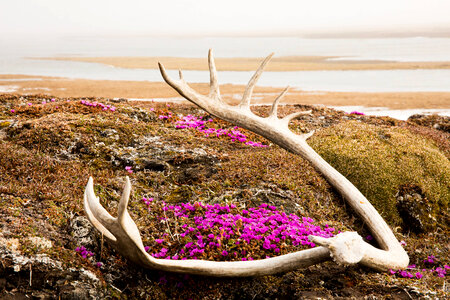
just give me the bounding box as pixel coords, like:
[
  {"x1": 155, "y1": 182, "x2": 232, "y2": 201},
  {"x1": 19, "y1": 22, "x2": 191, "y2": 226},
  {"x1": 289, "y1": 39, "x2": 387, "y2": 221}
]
[
  {"x1": 1, "y1": 74, "x2": 449, "y2": 111},
  {"x1": 33, "y1": 56, "x2": 450, "y2": 71}
]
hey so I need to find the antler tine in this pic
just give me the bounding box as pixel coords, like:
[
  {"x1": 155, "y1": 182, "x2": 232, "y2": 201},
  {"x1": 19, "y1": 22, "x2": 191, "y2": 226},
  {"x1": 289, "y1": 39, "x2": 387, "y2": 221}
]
[
  {"x1": 208, "y1": 49, "x2": 221, "y2": 100},
  {"x1": 302, "y1": 130, "x2": 315, "y2": 141},
  {"x1": 83, "y1": 177, "x2": 117, "y2": 242},
  {"x1": 115, "y1": 176, "x2": 148, "y2": 249},
  {"x1": 282, "y1": 110, "x2": 312, "y2": 125},
  {"x1": 158, "y1": 62, "x2": 222, "y2": 114},
  {"x1": 269, "y1": 86, "x2": 289, "y2": 119},
  {"x1": 178, "y1": 69, "x2": 184, "y2": 81},
  {"x1": 240, "y1": 53, "x2": 274, "y2": 109},
  {"x1": 117, "y1": 176, "x2": 131, "y2": 225}
]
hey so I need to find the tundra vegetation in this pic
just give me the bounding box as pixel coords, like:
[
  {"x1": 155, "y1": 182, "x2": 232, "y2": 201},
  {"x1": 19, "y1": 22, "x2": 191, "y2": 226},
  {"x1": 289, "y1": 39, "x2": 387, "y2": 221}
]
[{"x1": 0, "y1": 93, "x2": 448, "y2": 298}]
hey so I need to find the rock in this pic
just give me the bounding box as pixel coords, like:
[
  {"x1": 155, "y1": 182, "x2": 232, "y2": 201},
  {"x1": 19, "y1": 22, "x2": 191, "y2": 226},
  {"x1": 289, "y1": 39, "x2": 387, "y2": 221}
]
[
  {"x1": 100, "y1": 128, "x2": 118, "y2": 137},
  {"x1": 27, "y1": 236, "x2": 52, "y2": 250},
  {"x1": 70, "y1": 216, "x2": 96, "y2": 248},
  {"x1": 139, "y1": 158, "x2": 169, "y2": 171},
  {"x1": 111, "y1": 98, "x2": 128, "y2": 103},
  {"x1": 396, "y1": 185, "x2": 436, "y2": 233},
  {"x1": 408, "y1": 114, "x2": 450, "y2": 133}
]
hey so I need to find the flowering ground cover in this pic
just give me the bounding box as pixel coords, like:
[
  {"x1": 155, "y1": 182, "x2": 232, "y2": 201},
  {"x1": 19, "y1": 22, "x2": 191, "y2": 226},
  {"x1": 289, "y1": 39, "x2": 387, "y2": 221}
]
[
  {"x1": 388, "y1": 256, "x2": 449, "y2": 279},
  {"x1": 157, "y1": 110, "x2": 268, "y2": 148},
  {"x1": 141, "y1": 198, "x2": 336, "y2": 261},
  {"x1": 0, "y1": 94, "x2": 448, "y2": 299},
  {"x1": 173, "y1": 114, "x2": 268, "y2": 148}
]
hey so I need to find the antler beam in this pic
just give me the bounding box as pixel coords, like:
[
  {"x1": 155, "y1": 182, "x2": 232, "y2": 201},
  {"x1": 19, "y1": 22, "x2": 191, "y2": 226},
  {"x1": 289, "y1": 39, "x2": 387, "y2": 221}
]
[{"x1": 84, "y1": 176, "x2": 331, "y2": 276}]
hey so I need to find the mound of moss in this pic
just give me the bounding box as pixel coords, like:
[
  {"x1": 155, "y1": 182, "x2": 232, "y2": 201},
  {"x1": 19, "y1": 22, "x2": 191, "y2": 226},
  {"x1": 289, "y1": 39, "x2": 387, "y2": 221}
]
[{"x1": 309, "y1": 120, "x2": 449, "y2": 232}]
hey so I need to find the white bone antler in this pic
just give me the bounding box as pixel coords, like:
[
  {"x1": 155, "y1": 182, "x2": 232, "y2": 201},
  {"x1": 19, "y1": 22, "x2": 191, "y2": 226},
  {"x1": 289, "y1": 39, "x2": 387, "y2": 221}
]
[
  {"x1": 83, "y1": 50, "x2": 408, "y2": 276},
  {"x1": 157, "y1": 50, "x2": 409, "y2": 271}
]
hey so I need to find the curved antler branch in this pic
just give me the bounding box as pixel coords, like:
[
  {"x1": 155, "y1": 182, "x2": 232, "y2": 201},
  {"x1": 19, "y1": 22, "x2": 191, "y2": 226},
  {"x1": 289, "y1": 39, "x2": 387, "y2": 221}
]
[
  {"x1": 208, "y1": 49, "x2": 221, "y2": 100},
  {"x1": 157, "y1": 49, "x2": 409, "y2": 271},
  {"x1": 269, "y1": 86, "x2": 289, "y2": 119},
  {"x1": 240, "y1": 52, "x2": 274, "y2": 109},
  {"x1": 84, "y1": 177, "x2": 332, "y2": 276}
]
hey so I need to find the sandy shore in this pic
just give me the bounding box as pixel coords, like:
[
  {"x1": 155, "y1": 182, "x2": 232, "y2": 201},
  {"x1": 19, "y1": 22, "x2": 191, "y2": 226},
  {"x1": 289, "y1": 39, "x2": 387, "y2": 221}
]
[
  {"x1": 36, "y1": 56, "x2": 450, "y2": 71},
  {"x1": 1, "y1": 74, "x2": 449, "y2": 110}
]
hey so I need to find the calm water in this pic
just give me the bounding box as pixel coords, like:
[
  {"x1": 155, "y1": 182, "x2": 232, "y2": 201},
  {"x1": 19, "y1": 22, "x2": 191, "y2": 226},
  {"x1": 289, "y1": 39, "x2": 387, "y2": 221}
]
[{"x1": 1, "y1": 35, "x2": 450, "y2": 92}]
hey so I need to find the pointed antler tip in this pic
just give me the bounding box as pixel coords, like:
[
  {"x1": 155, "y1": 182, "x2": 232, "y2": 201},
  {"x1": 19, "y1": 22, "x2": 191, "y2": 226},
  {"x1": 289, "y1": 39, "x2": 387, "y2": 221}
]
[{"x1": 86, "y1": 176, "x2": 94, "y2": 190}]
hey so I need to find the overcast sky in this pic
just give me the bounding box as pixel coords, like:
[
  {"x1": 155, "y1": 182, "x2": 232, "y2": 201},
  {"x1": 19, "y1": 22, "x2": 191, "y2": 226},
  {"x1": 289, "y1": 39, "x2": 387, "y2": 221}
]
[{"x1": 1, "y1": 0, "x2": 450, "y2": 37}]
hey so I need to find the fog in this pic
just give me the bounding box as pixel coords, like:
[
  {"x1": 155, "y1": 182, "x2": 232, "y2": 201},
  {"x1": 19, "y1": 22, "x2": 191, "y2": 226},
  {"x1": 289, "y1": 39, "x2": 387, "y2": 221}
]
[{"x1": 1, "y1": 0, "x2": 449, "y2": 37}]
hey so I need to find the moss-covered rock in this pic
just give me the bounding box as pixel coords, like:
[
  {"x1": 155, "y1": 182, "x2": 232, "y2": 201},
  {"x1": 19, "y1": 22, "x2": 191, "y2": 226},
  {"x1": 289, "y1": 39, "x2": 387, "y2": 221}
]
[
  {"x1": 1, "y1": 95, "x2": 449, "y2": 299},
  {"x1": 309, "y1": 120, "x2": 450, "y2": 232}
]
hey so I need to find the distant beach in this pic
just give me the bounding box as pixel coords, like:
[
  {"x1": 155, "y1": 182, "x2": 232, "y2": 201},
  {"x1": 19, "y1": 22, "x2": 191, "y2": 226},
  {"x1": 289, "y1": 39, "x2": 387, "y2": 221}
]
[
  {"x1": 36, "y1": 55, "x2": 450, "y2": 71},
  {"x1": 1, "y1": 36, "x2": 449, "y2": 119}
]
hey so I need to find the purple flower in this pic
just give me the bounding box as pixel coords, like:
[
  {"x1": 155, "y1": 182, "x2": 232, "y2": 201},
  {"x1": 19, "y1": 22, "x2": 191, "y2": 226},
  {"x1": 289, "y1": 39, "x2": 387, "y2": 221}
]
[
  {"x1": 424, "y1": 255, "x2": 435, "y2": 264},
  {"x1": 415, "y1": 272, "x2": 423, "y2": 279},
  {"x1": 159, "y1": 276, "x2": 167, "y2": 285},
  {"x1": 349, "y1": 111, "x2": 365, "y2": 115},
  {"x1": 435, "y1": 267, "x2": 446, "y2": 277},
  {"x1": 222, "y1": 250, "x2": 228, "y2": 256}
]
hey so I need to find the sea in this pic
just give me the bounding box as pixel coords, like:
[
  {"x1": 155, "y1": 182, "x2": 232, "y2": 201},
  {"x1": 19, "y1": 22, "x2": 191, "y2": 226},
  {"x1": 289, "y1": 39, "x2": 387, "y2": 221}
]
[{"x1": 1, "y1": 35, "x2": 449, "y2": 118}]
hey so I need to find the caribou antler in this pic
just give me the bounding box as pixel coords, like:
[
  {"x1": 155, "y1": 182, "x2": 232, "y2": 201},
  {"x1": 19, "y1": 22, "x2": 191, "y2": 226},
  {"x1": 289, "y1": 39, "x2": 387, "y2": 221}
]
[
  {"x1": 83, "y1": 50, "x2": 408, "y2": 276},
  {"x1": 157, "y1": 50, "x2": 409, "y2": 271}
]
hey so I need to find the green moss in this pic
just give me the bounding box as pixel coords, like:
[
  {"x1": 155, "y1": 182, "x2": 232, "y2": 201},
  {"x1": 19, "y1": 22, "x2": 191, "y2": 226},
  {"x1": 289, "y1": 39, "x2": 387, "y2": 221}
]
[
  {"x1": 309, "y1": 121, "x2": 450, "y2": 229},
  {"x1": 0, "y1": 120, "x2": 11, "y2": 128}
]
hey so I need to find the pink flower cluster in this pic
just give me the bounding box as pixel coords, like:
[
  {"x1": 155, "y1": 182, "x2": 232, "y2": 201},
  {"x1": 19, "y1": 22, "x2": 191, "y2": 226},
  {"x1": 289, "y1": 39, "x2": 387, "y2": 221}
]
[
  {"x1": 75, "y1": 246, "x2": 103, "y2": 268},
  {"x1": 158, "y1": 111, "x2": 172, "y2": 120},
  {"x1": 75, "y1": 246, "x2": 94, "y2": 259},
  {"x1": 10, "y1": 98, "x2": 57, "y2": 113},
  {"x1": 388, "y1": 256, "x2": 449, "y2": 279},
  {"x1": 142, "y1": 199, "x2": 336, "y2": 261},
  {"x1": 174, "y1": 114, "x2": 268, "y2": 148},
  {"x1": 349, "y1": 111, "x2": 365, "y2": 115},
  {"x1": 125, "y1": 166, "x2": 133, "y2": 174},
  {"x1": 389, "y1": 269, "x2": 423, "y2": 279},
  {"x1": 424, "y1": 255, "x2": 436, "y2": 264},
  {"x1": 142, "y1": 197, "x2": 153, "y2": 206},
  {"x1": 80, "y1": 100, "x2": 116, "y2": 112}
]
